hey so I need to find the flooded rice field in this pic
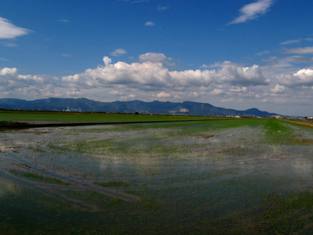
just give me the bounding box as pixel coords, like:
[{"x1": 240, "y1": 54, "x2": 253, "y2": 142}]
[{"x1": 0, "y1": 119, "x2": 313, "y2": 234}]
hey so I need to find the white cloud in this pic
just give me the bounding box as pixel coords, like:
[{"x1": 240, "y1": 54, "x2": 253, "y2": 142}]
[
  {"x1": 0, "y1": 67, "x2": 17, "y2": 76},
  {"x1": 293, "y1": 68, "x2": 313, "y2": 85},
  {"x1": 285, "y1": 47, "x2": 313, "y2": 55},
  {"x1": 279, "y1": 68, "x2": 313, "y2": 87},
  {"x1": 215, "y1": 62, "x2": 268, "y2": 86},
  {"x1": 271, "y1": 84, "x2": 285, "y2": 93},
  {"x1": 102, "y1": 56, "x2": 112, "y2": 66},
  {"x1": 210, "y1": 88, "x2": 223, "y2": 96},
  {"x1": 295, "y1": 68, "x2": 313, "y2": 79},
  {"x1": 230, "y1": 0, "x2": 273, "y2": 24},
  {"x1": 111, "y1": 48, "x2": 127, "y2": 57},
  {"x1": 144, "y1": 21, "x2": 155, "y2": 27},
  {"x1": 0, "y1": 17, "x2": 29, "y2": 39},
  {"x1": 139, "y1": 52, "x2": 168, "y2": 64},
  {"x1": 156, "y1": 91, "x2": 171, "y2": 99},
  {"x1": 62, "y1": 54, "x2": 268, "y2": 93},
  {"x1": 2, "y1": 53, "x2": 313, "y2": 115},
  {"x1": 0, "y1": 67, "x2": 49, "y2": 99}
]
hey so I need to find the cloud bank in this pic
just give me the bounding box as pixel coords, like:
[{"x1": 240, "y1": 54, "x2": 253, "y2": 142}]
[{"x1": 1, "y1": 52, "x2": 313, "y2": 115}]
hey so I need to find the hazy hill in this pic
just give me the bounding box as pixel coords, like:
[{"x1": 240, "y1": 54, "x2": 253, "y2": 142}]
[{"x1": 0, "y1": 98, "x2": 277, "y2": 117}]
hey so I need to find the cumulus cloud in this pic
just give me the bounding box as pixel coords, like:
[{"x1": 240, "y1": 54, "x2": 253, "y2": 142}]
[
  {"x1": 0, "y1": 67, "x2": 79, "y2": 99},
  {"x1": 279, "y1": 68, "x2": 313, "y2": 87},
  {"x1": 103, "y1": 56, "x2": 112, "y2": 66},
  {"x1": 0, "y1": 17, "x2": 29, "y2": 39},
  {"x1": 293, "y1": 68, "x2": 313, "y2": 85},
  {"x1": 0, "y1": 67, "x2": 46, "y2": 98},
  {"x1": 62, "y1": 54, "x2": 268, "y2": 93},
  {"x1": 217, "y1": 62, "x2": 268, "y2": 86},
  {"x1": 2, "y1": 52, "x2": 313, "y2": 115},
  {"x1": 0, "y1": 67, "x2": 17, "y2": 76},
  {"x1": 295, "y1": 68, "x2": 313, "y2": 78},
  {"x1": 230, "y1": 0, "x2": 273, "y2": 24}
]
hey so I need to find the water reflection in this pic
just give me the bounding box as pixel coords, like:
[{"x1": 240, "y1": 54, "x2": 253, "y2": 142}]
[{"x1": 0, "y1": 124, "x2": 313, "y2": 234}]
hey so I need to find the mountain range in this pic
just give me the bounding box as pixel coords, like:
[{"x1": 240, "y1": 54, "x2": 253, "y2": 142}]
[{"x1": 0, "y1": 98, "x2": 277, "y2": 117}]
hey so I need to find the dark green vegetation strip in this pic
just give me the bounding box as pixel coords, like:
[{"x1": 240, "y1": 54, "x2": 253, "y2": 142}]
[
  {"x1": 0, "y1": 121, "x2": 30, "y2": 129},
  {"x1": 0, "y1": 119, "x2": 219, "y2": 130},
  {"x1": 0, "y1": 110, "x2": 217, "y2": 129},
  {"x1": 0, "y1": 110, "x2": 208, "y2": 123},
  {"x1": 9, "y1": 170, "x2": 68, "y2": 185}
]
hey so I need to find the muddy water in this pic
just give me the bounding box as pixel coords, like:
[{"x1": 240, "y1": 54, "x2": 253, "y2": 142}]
[{"x1": 0, "y1": 123, "x2": 313, "y2": 234}]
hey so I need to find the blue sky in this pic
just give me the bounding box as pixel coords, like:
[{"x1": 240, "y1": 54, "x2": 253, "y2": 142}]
[{"x1": 1, "y1": 0, "x2": 313, "y2": 115}]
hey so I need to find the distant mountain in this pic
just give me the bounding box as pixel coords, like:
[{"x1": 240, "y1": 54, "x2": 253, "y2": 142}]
[{"x1": 0, "y1": 98, "x2": 277, "y2": 117}]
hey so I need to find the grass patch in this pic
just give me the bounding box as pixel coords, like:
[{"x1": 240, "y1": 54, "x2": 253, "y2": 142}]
[
  {"x1": 9, "y1": 169, "x2": 69, "y2": 185},
  {"x1": 264, "y1": 119, "x2": 313, "y2": 145},
  {"x1": 263, "y1": 119, "x2": 294, "y2": 144}
]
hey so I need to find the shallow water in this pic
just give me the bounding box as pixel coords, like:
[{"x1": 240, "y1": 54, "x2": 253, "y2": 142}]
[{"x1": 0, "y1": 121, "x2": 313, "y2": 234}]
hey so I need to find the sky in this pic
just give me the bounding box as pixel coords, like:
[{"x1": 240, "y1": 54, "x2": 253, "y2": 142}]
[{"x1": 0, "y1": 0, "x2": 313, "y2": 116}]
